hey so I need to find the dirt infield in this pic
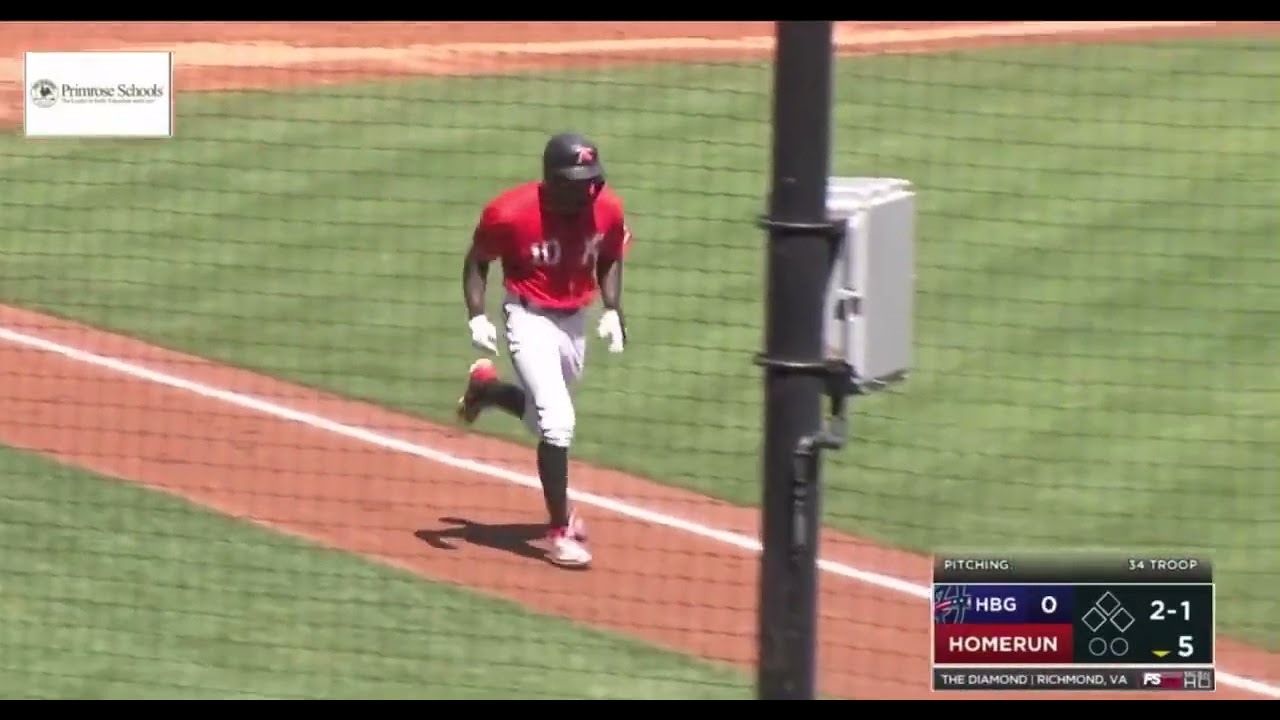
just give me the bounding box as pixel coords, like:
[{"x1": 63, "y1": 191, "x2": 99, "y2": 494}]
[{"x1": 0, "y1": 22, "x2": 1277, "y2": 700}]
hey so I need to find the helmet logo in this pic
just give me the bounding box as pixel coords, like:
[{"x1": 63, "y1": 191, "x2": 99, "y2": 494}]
[{"x1": 574, "y1": 146, "x2": 595, "y2": 164}]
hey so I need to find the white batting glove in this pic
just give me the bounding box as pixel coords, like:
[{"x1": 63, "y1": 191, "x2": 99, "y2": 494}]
[
  {"x1": 597, "y1": 309, "x2": 625, "y2": 354},
  {"x1": 468, "y1": 315, "x2": 499, "y2": 355}
]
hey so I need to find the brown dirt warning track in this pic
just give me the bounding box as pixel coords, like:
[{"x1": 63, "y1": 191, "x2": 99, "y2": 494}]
[{"x1": 0, "y1": 22, "x2": 1278, "y2": 700}]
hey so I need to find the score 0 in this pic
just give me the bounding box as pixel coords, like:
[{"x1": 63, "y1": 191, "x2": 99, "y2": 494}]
[{"x1": 1042, "y1": 594, "x2": 1060, "y2": 615}]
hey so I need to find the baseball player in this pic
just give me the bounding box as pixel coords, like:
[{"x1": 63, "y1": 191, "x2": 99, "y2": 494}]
[{"x1": 455, "y1": 131, "x2": 631, "y2": 568}]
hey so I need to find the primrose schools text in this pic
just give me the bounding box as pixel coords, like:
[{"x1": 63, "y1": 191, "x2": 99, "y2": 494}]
[{"x1": 56, "y1": 83, "x2": 164, "y2": 101}]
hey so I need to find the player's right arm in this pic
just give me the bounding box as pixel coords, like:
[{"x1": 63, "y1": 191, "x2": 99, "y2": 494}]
[
  {"x1": 462, "y1": 204, "x2": 509, "y2": 355},
  {"x1": 462, "y1": 244, "x2": 490, "y2": 320},
  {"x1": 463, "y1": 203, "x2": 508, "y2": 319}
]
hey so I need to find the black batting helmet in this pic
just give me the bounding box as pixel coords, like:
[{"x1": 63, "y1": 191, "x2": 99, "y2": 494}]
[{"x1": 542, "y1": 131, "x2": 606, "y2": 184}]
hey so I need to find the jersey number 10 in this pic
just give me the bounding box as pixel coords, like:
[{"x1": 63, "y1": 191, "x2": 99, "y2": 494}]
[
  {"x1": 530, "y1": 240, "x2": 563, "y2": 266},
  {"x1": 531, "y1": 237, "x2": 602, "y2": 268}
]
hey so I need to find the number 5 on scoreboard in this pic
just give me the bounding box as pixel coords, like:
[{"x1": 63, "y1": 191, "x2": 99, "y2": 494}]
[{"x1": 1178, "y1": 635, "x2": 1194, "y2": 658}]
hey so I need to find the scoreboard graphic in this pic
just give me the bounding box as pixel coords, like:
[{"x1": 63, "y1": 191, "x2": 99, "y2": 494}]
[{"x1": 930, "y1": 552, "x2": 1216, "y2": 692}]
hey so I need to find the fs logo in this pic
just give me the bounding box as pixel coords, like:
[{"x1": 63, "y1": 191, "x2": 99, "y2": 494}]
[
  {"x1": 933, "y1": 585, "x2": 973, "y2": 624},
  {"x1": 1143, "y1": 672, "x2": 1181, "y2": 689}
]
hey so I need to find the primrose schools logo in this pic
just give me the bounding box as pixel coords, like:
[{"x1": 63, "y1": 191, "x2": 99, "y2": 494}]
[
  {"x1": 24, "y1": 51, "x2": 173, "y2": 138},
  {"x1": 28, "y1": 79, "x2": 165, "y2": 108}
]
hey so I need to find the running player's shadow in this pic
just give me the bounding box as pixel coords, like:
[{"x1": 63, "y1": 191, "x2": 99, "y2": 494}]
[{"x1": 415, "y1": 516, "x2": 548, "y2": 563}]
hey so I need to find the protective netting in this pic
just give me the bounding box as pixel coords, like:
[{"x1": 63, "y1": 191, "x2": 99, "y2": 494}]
[{"x1": 0, "y1": 22, "x2": 1274, "y2": 700}]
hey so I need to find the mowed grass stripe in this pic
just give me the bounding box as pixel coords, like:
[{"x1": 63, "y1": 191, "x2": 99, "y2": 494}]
[{"x1": 0, "y1": 445, "x2": 751, "y2": 699}]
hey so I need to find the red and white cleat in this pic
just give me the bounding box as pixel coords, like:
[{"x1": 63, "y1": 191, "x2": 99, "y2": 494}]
[
  {"x1": 546, "y1": 529, "x2": 592, "y2": 568},
  {"x1": 546, "y1": 511, "x2": 591, "y2": 568},
  {"x1": 455, "y1": 358, "x2": 498, "y2": 424}
]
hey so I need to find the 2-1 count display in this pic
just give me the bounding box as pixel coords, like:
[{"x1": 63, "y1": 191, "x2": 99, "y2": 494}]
[{"x1": 1150, "y1": 599, "x2": 1190, "y2": 621}]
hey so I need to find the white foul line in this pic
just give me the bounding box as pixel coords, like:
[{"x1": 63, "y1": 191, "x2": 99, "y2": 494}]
[{"x1": 0, "y1": 323, "x2": 1276, "y2": 699}]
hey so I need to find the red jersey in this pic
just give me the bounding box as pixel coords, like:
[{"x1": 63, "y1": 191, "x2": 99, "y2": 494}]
[{"x1": 471, "y1": 180, "x2": 631, "y2": 309}]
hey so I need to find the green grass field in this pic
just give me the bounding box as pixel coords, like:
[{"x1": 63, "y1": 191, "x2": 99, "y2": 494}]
[
  {"x1": 0, "y1": 35, "x2": 1277, "y2": 692},
  {"x1": 0, "y1": 446, "x2": 750, "y2": 699}
]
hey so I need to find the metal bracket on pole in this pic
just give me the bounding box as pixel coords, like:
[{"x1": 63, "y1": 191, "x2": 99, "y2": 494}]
[
  {"x1": 752, "y1": 355, "x2": 861, "y2": 449},
  {"x1": 754, "y1": 212, "x2": 861, "y2": 455}
]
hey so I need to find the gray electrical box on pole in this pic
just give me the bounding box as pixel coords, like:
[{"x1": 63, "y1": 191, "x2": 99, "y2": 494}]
[{"x1": 823, "y1": 176, "x2": 916, "y2": 390}]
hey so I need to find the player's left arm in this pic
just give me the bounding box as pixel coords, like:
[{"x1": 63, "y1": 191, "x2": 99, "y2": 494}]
[
  {"x1": 595, "y1": 214, "x2": 631, "y2": 349},
  {"x1": 596, "y1": 253, "x2": 623, "y2": 312}
]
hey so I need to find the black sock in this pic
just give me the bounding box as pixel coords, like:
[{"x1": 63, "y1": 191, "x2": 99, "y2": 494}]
[
  {"x1": 477, "y1": 381, "x2": 527, "y2": 418},
  {"x1": 536, "y1": 442, "x2": 570, "y2": 528}
]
